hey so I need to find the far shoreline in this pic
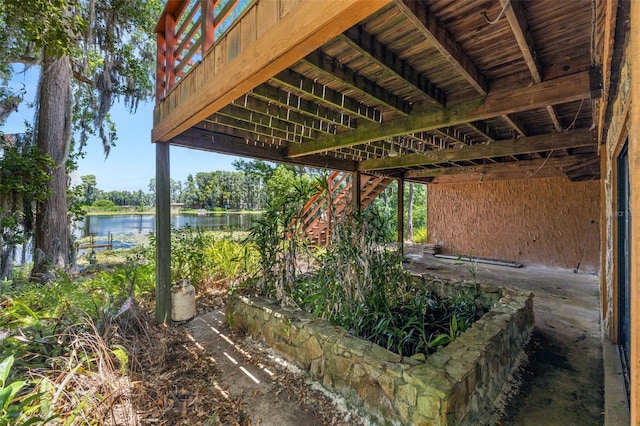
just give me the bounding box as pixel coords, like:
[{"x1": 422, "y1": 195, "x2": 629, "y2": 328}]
[{"x1": 84, "y1": 209, "x2": 265, "y2": 216}]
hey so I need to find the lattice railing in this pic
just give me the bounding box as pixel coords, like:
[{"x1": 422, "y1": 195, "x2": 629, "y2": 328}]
[{"x1": 156, "y1": 0, "x2": 254, "y2": 101}]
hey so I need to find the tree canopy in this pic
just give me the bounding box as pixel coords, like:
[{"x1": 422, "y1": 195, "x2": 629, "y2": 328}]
[{"x1": 0, "y1": 0, "x2": 163, "y2": 278}]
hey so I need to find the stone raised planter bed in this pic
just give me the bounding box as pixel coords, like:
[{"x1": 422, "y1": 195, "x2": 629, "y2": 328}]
[{"x1": 227, "y1": 275, "x2": 534, "y2": 425}]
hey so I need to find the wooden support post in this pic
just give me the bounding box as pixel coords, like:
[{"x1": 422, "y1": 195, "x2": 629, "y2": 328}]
[
  {"x1": 156, "y1": 31, "x2": 166, "y2": 102},
  {"x1": 351, "y1": 171, "x2": 361, "y2": 214},
  {"x1": 155, "y1": 142, "x2": 172, "y2": 324},
  {"x1": 397, "y1": 178, "x2": 404, "y2": 257},
  {"x1": 165, "y1": 13, "x2": 177, "y2": 93},
  {"x1": 201, "y1": 0, "x2": 215, "y2": 55},
  {"x1": 629, "y1": 0, "x2": 640, "y2": 421}
]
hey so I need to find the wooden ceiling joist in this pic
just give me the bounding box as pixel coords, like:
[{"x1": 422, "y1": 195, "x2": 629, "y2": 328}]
[
  {"x1": 287, "y1": 70, "x2": 593, "y2": 158},
  {"x1": 467, "y1": 121, "x2": 497, "y2": 142},
  {"x1": 216, "y1": 104, "x2": 320, "y2": 141},
  {"x1": 172, "y1": 127, "x2": 357, "y2": 171},
  {"x1": 341, "y1": 25, "x2": 446, "y2": 105},
  {"x1": 206, "y1": 113, "x2": 309, "y2": 144},
  {"x1": 502, "y1": 114, "x2": 529, "y2": 137},
  {"x1": 500, "y1": 0, "x2": 564, "y2": 131},
  {"x1": 230, "y1": 95, "x2": 339, "y2": 135},
  {"x1": 301, "y1": 50, "x2": 412, "y2": 114},
  {"x1": 394, "y1": 0, "x2": 488, "y2": 96},
  {"x1": 359, "y1": 129, "x2": 594, "y2": 171},
  {"x1": 273, "y1": 69, "x2": 383, "y2": 123},
  {"x1": 250, "y1": 84, "x2": 356, "y2": 131}
]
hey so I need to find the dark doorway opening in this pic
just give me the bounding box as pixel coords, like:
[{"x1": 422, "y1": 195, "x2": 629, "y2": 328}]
[{"x1": 617, "y1": 139, "x2": 631, "y2": 401}]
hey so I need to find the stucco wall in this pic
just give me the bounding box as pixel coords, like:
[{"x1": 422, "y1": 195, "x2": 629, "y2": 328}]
[{"x1": 427, "y1": 177, "x2": 601, "y2": 273}]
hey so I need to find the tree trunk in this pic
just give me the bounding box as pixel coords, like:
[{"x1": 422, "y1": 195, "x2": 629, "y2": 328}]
[
  {"x1": 31, "y1": 52, "x2": 73, "y2": 280},
  {"x1": 406, "y1": 183, "x2": 414, "y2": 242}
]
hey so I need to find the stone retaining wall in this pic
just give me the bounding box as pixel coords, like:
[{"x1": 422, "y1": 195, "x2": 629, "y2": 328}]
[{"x1": 227, "y1": 276, "x2": 534, "y2": 425}]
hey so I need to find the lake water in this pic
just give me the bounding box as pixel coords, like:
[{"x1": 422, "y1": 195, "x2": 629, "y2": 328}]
[
  {"x1": 72, "y1": 212, "x2": 261, "y2": 250},
  {"x1": 78, "y1": 213, "x2": 260, "y2": 237},
  {"x1": 15, "y1": 213, "x2": 262, "y2": 264}
]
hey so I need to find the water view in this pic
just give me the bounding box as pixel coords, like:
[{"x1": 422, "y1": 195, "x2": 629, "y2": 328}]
[{"x1": 74, "y1": 212, "x2": 261, "y2": 250}]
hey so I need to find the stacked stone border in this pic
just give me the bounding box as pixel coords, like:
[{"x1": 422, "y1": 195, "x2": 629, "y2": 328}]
[{"x1": 227, "y1": 276, "x2": 534, "y2": 425}]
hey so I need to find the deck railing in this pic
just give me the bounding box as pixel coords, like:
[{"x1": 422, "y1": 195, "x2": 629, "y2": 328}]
[{"x1": 155, "y1": 0, "x2": 254, "y2": 101}]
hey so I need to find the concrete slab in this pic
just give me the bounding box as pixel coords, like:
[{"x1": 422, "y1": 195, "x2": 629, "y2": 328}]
[{"x1": 403, "y1": 246, "x2": 615, "y2": 425}]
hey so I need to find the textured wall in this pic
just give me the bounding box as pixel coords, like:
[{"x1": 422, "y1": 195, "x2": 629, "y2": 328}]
[{"x1": 427, "y1": 177, "x2": 601, "y2": 273}]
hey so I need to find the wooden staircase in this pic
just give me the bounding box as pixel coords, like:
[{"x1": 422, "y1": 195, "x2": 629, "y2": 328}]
[{"x1": 301, "y1": 171, "x2": 392, "y2": 245}]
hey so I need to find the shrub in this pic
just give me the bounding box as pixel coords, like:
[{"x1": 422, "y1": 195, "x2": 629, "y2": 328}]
[
  {"x1": 413, "y1": 227, "x2": 427, "y2": 243},
  {"x1": 91, "y1": 199, "x2": 116, "y2": 209}
]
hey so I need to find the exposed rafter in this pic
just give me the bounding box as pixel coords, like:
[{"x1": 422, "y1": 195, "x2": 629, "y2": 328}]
[
  {"x1": 273, "y1": 69, "x2": 382, "y2": 123},
  {"x1": 302, "y1": 50, "x2": 412, "y2": 114},
  {"x1": 502, "y1": 114, "x2": 529, "y2": 137},
  {"x1": 171, "y1": 127, "x2": 358, "y2": 171},
  {"x1": 467, "y1": 121, "x2": 497, "y2": 142},
  {"x1": 340, "y1": 25, "x2": 446, "y2": 105},
  {"x1": 288, "y1": 71, "x2": 593, "y2": 158},
  {"x1": 231, "y1": 95, "x2": 339, "y2": 135},
  {"x1": 250, "y1": 85, "x2": 357, "y2": 131},
  {"x1": 206, "y1": 113, "x2": 308, "y2": 144},
  {"x1": 394, "y1": 0, "x2": 488, "y2": 95},
  {"x1": 359, "y1": 129, "x2": 594, "y2": 171},
  {"x1": 432, "y1": 128, "x2": 467, "y2": 147},
  {"x1": 216, "y1": 104, "x2": 320, "y2": 141},
  {"x1": 500, "y1": 0, "x2": 563, "y2": 131}
]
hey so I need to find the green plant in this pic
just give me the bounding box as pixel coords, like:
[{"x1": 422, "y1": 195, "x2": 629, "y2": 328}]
[
  {"x1": 0, "y1": 355, "x2": 55, "y2": 425},
  {"x1": 413, "y1": 227, "x2": 427, "y2": 243},
  {"x1": 247, "y1": 166, "x2": 316, "y2": 302},
  {"x1": 203, "y1": 238, "x2": 257, "y2": 284}
]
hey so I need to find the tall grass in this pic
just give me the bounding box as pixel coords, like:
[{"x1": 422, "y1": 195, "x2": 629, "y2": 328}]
[{"x1": 246, "y1": 177, "x2": 479, "y2": 357}]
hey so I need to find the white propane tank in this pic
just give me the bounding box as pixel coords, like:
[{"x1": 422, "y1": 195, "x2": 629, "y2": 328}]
[{"x1": 171, "y1": 280, "x2": 196, "y2": 322}]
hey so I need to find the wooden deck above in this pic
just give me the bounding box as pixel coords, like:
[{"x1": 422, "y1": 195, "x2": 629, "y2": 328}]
[{"x1": 153, "y1": 0, "x2": 607, "y2": 183}]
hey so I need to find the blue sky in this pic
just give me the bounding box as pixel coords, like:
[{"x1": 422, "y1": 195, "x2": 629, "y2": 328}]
[{"x1": 2, "y1": 65, "x2": 239, "y2": 192}]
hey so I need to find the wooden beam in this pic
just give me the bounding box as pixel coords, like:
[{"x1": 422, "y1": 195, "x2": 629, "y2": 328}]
[
  {"x1": 352, "y1": 171, "x2": 361, "y2": 214},
  {"x1": 432, "y1": 127, "x2": 467, "y2": 147},
  {"x1": 231, "y1": 94, "x2": 340, "y2": 135},
  {"x1": 205, "y1": 113, "x2": 310, "y2": 143},
  {"x1": 502, "y1": 114, "x2": 528, "y2": 137},
  {"x1": 397, "y1": 178, "x2": 404, "y2": 255},
  {"x1": 170, "y1": 126, "x2": 358, "y2": 172},
  {"x1": 152, "y1": 0, "x2": 392, "y2": 142},
  {"x1": 341, "y1": 25, "x2": 446, "y2": 105},
  {"x1": 394, "y1": 0, "x2": 488, "y2": 95},
  {"x1": 629, "y1": 0, "x2": 640, "y2": 422},
  {"x1": 273, "y1": 68, "x2": 383, "y2": 122},
  {"x1": 251, "y1": 84, "x2": 356, "y2": 130},
  {"x1": 501, "y1": 0, "x2": 541, "y2": 81},
  {"x1": 302, "y1": 50, "x2": 412, "y2": 114},
  {"x1": 467, "y1": 121, "x2": 497, "y2": 142},
  {"x1": 359, "y1": 129, "x2": 594, "y2": 171},
  {"x1": 500, "y1": 0, "x2": 563, "y2": 130},
  {"x1": 155, "y1": 142, "x2": 171, "y2": 324},
  {"x1": 216, "y1": 104, "x2": 320, "y2": 141},
  {"x1": 429, "y1": 167, "x2": 564, "y2": 184},
  {"x1": 596, "y1": 0, "x2": 619, "y2": 143},
  {"x1": 288, "y1": 71, "x2": 593, "y2": 158},
  {"x1": 405, "y1": 154, "x2": 597, "y2": 178}
]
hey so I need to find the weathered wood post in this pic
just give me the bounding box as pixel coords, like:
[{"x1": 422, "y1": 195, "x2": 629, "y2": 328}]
[
  {"x1": 155, "y1": 141, "x2": 171, "y2": 323},
  {"x1": 351, "y1": 171, "x2": 361, "y2": 214},
  {"x1": 397, "y1": 178, "x2": 404, "y2": 257}
]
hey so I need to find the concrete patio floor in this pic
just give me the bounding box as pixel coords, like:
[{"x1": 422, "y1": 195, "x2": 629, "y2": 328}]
[{"x1": 403, "y1": 246, "x2": 628, "y2": 425}]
